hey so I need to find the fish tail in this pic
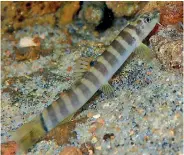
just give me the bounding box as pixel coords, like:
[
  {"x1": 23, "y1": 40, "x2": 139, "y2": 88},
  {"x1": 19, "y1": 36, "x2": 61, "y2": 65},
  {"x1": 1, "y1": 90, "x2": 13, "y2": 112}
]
[{"x1": 11, "y1": 116, "x2": 47, "y2": 152}]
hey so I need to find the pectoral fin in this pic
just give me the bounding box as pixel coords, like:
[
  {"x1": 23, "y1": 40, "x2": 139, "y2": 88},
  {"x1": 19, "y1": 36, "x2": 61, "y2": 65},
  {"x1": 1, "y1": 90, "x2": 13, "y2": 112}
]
[
  {"x1": 134, "y1": 43, "x2": 154, "y2": 61},
  {"x1": 101, "y1": 83, "x2": 114, "y2": 97}
]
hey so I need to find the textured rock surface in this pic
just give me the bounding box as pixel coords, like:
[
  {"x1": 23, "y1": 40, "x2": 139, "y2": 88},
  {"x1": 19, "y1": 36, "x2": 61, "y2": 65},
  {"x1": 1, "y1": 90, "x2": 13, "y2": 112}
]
[
  {"x1": 80, "y1": 2, "x2": 105, "y2": 26},
  {"x1": 1, "y1": 141, "x2": 17, "y2": 155},
  {"x1": 1, "y1": 2, "x2": 80, "y2": 35},
  {"x1": 56, "y1": 2, "x2": 80, "y2": 25},
  {"x1": 106, "y1": 1, "x2": 146, "y2": 17},
  {"x1": 150, "y1": 26, "x2": 183, "y2": 72}
]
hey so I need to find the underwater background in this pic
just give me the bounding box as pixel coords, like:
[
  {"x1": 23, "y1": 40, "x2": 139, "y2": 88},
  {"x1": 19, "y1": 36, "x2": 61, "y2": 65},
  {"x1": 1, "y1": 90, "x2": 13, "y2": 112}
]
[{"x1": 1, "y1": 1, "x2": 183, "y2": 155}]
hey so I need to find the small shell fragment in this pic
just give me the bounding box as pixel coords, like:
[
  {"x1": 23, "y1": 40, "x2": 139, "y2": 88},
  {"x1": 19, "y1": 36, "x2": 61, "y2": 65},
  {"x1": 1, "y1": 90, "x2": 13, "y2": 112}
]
[
  {"x1": 19, "y1": 37, "x2": 38, "y2": 47},
  {"x1": 93, "y1": 114, "x2": 100, "y2": 119}
]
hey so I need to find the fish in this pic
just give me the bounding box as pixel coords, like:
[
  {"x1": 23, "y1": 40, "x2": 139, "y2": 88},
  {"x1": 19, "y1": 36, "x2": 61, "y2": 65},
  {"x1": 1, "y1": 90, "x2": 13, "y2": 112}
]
[{"x1": 11, "y1": 10, "x2": 160, "y2": 153}]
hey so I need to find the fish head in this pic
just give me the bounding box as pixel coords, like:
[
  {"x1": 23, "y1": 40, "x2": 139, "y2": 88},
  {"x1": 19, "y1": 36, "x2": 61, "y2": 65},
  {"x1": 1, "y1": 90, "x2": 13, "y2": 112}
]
[{"x1": 131, "y1": 10, "x2": 160, "y2": 40}]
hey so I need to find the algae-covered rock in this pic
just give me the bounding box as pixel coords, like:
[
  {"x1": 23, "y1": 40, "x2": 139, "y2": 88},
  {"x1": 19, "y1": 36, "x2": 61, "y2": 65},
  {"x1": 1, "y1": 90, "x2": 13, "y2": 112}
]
[
  {"x1": 106, "y1": 1, "x2": 146, "y2": 17},
  {"x1": 80, "y1": 2, "x2": 105, "y2": 26}
]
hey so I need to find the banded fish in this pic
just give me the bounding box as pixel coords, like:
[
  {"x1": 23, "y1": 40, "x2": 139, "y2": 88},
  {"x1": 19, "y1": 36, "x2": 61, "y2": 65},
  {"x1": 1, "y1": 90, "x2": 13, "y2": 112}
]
[{"x1": 12, "y1": 10, "x2": 160, "y2": 153}]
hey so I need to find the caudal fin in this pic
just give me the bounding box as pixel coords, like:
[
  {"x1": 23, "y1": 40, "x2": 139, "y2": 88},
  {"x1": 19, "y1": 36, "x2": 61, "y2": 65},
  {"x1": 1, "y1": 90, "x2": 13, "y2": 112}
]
[{"x1": 11, "y1": 116, "x2": 46, "y2": 153}]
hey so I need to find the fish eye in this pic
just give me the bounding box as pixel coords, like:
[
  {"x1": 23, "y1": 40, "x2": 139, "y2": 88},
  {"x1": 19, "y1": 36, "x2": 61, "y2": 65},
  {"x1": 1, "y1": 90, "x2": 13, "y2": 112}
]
[
  {"x1": 144, "y1": 16, "x2": 151, "y2": 23},
  {"x1": 90, "y1": 60, "x2": 96, "y2": 66}
]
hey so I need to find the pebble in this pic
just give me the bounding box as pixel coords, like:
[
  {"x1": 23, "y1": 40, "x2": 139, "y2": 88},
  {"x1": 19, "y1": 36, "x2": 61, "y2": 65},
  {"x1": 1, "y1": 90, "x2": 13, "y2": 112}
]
[
  {"x1": 80, "y1": 142, "x2": 94, "y2": 155},
  {"x1": 91, "y1": 136, "x2": 98, "y2": 144},
  {"x1": 103, "y1": 133, "x2": 115, "y2": 141},
  {"x1": 59, "y1": 146, "x2": 82, "y2": 155},
  {"x1": 92, "y1": 114, "x2": 100, "y2": 119}
]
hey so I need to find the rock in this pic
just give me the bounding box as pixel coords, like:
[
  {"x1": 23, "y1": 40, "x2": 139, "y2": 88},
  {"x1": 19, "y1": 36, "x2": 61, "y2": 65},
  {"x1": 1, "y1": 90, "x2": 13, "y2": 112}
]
[
  {"x1": 56, "y1": 2, "x2": 80, "y2": 25},
  {"x1": 103, "y1": 133, "x2": 115, "y2": 141},
  {"x1": 80, "y1": 142, "x2": 94, "y2": 155},
  {"x1": 84, "y1": 5, "x2": 103, "y2": 25},
  {"x1": 44, "y1": 117, "x2": 87, "y2": 146},
  {"x1": 160, "y1": 2, "x2": 183, "y2": 26},
  {"x1": 81, "y1": 2, "x2": 105, "y2": 26},
  {"x1": 1, "y1": 2, "x2": 62, "y2": 34},
  {"x1": 106, "y1": 2, "x2": 146, "y2": 17},
  {"x1": 1, "y1": 2, "x2": 80, "y2": 35},
  {"x1": 59, "y1": 146, "x2": 82, "y2": 155},
  {"x1": 1, "y1": 141, "x2": 17, "y2": 155},
  {"x1": 149, "y1": 26, "x2": 183, "y2": 72}
]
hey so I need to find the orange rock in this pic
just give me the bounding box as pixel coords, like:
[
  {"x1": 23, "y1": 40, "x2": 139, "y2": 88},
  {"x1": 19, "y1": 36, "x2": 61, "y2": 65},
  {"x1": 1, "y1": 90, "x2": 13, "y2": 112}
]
[
  {"x1": 1, "y1": 2, "x2": 62, "y2": 34},
  {"x1": 67, "y1": 66, "x2": 73, "y2": 72},
  {"x1": 59, "y1": 146, "x2": 82, "y2": 155},
  {"x1": 58, "y1": 2, "x2": 80, "y2": 25},
  {"x1": 1, "y1": 141, "x2": 17, "y2": 155},
  {"x1": 44, "y1": 117, "x2": 87, "y2": 146},
  {"x1": 160, "y1": 2, "x2": 183, "y2": 26}
]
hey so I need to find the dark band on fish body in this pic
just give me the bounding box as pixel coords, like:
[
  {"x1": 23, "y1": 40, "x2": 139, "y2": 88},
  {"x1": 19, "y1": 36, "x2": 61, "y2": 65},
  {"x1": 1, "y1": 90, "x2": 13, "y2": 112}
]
[
  {"x1": 75, "y1": 81, "x2": 91, "y2": 98},
  {"x1": 119, "y1": 30, "x2": 136, "y2": 45},
  {"x1": 127, "y1": 24, "x2": 142, "y2": 36},
  {"x1": 102, "y1": 50, "x2": 118, "y2": 67},
  {"x1": 57, "y1": 97, "x2": 70, "y2": 116},
  {"x1": 84, "y1": 71, "x2": 101, "y2": 88},
  {"x1": 46, "y1": 104, "x2": 59, "y2": 127},
  {"x1": 40, "y1": 113, "x2": 49, "y2": 132},
  {"x1": 111, "y1": 40, "x2": 123, "y2": 54},
  {"x1": 67, "y1": 89, "x2": 79, "y2": 108},
  {"x1": 111, "y1": 40, "x2": 126, "y2": 56},
  {"x1": 93, "y1": 61, "x2": 108, "y2": 77}
]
